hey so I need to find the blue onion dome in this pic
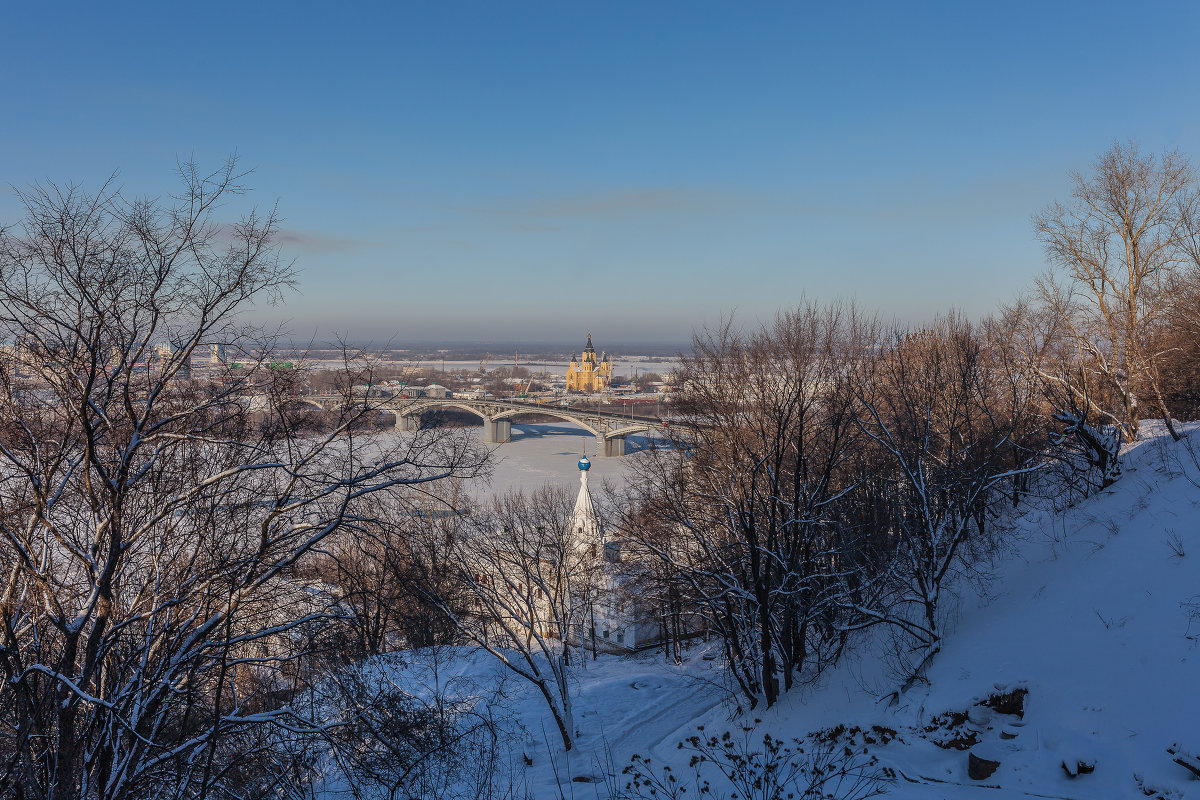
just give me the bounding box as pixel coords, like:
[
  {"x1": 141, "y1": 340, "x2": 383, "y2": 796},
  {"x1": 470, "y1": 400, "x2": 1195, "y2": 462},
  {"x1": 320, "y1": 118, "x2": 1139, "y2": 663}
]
[{"x1": 578, "y1": 455, "x2": 591, "y2": 471}]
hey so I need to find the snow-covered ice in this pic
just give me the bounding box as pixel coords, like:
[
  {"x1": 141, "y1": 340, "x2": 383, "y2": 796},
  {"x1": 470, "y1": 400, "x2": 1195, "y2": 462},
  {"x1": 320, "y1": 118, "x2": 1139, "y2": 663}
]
[{"x1": 446, "y1": 422, "x2": 660, "y2": 498}]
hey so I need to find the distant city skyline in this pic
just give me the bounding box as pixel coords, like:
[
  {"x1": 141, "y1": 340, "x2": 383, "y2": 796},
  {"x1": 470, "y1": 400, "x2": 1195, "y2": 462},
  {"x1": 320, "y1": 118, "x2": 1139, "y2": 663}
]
[
  {"x1": 285, "y1": 339, "x2": 688, "y2": 355},
  {"x1": 3, "y1": 2, "x2": 1200, "y2": 343}
]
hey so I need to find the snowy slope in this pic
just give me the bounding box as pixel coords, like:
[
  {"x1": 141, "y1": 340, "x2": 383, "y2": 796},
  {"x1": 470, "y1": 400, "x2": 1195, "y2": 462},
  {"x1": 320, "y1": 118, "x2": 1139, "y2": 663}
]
[
  {"x1": 334, "y1": 425, "x2": 1200, "y2": 799},
  {"x1": 740, "y1": 424, "x2": 1200, "y2": 799}
]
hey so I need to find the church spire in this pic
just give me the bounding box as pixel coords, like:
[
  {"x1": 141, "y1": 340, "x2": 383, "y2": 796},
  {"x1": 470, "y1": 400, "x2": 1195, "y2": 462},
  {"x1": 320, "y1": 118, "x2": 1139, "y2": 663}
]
[
  {"x1": 572, "y1": 453, "x2": 598, "y2": 541},
  {"x1": 584, "y1": 331, "x2": 595, "y2": 354}
]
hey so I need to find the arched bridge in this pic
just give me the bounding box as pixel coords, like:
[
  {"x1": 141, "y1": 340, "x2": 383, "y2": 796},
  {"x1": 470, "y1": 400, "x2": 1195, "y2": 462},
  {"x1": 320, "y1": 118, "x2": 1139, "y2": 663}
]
[{"x1": 301, "y1": 395, "x2": 672, "y2": 456}]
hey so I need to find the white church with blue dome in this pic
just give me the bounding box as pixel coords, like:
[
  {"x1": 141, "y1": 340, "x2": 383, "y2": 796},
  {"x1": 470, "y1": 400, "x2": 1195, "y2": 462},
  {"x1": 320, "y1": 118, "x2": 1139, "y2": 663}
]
[{"x1": 571, "y1": 453, "x2": 659, "y2": 653}]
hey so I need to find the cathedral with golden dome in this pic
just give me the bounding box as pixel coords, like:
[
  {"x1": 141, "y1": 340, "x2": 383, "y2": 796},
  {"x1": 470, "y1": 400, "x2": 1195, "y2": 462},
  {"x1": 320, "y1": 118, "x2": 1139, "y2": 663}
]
[{"x1": 565, "y1": 332, "x2": 613, "y2": 393}]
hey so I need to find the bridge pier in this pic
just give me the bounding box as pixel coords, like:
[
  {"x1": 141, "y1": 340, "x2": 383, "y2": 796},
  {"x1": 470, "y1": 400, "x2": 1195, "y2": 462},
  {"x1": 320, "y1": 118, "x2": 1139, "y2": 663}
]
[
  {"x1": 394, "y1": 413, "x2": 420, "y2": 432},
  {"x1": 484, "y1": 418, "x2": 512, "y2": 444},
  {"x1": 603, "y1": 435, "x2": 626, "y2": 457}
]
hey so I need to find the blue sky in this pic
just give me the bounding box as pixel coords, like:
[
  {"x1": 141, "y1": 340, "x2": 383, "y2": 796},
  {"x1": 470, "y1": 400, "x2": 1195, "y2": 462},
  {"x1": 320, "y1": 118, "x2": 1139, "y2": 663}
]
[{"x1": 3, "y1": 2, "x2": 1199, "y2": 345}]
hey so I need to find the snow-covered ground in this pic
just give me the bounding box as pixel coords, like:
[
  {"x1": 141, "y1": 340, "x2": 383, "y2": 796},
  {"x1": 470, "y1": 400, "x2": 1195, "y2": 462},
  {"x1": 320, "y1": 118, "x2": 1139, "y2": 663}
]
[
  {"x1": 473, "y1": 423, "x2": 659, "y2": 497},
  {"x1": 744, "y1": 425, "x2": 1200, "y2": 799},
  {"x1": 342, "y1": 424, "x2": 1200, "y2": 799},
  {"x1": 379, "y1": 421, "x2": 661, "y2": 498}
]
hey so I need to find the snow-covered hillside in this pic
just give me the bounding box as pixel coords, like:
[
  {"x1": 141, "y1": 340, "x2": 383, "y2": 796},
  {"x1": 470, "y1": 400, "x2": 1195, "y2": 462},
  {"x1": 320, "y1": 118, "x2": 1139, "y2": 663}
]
[
  {"x1": 331, "y1": 425, "x2": 1200, "y2": 799},
  {"x1": 745, "y1": 424, "x2": 1200, "y2": 799}
]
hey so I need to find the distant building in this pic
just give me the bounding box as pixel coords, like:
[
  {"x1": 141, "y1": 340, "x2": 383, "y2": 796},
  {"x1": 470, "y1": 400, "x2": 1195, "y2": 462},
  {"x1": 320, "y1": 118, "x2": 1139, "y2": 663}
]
[
  {"x1": 422, "y1": 383, "x2": 449, "y2": 399},
  {"x1": 153, "y1": 341, "x2": 191, "y2": 379},
  {"x1": 403, "y1": 383, "x2": 449, "y2": 399},
  {"x1": 565, "y1": 332, "x2": 613, "y2": 393},
  {"x1": 400, "y1": 365, "x2": 432, "y2": 380}
]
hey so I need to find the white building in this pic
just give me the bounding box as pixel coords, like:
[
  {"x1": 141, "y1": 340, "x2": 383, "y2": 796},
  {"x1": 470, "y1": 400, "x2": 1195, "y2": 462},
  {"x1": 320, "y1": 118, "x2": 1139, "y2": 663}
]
[
  {"x1": 406, "y1": 383, "x2": 449, "y2": 399},
  {"x1": 460, "y1": 455, "x2": 672, "y2": 657},
  {"x1": 572, "y1": 456, "x2": 660, "y2": 653}
]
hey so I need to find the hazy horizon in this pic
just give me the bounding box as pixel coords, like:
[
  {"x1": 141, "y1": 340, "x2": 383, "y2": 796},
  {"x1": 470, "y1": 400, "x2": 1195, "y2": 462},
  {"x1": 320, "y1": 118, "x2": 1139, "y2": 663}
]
[{"x1": 281, "y1": 339, "x2": 690, "y2": 355}]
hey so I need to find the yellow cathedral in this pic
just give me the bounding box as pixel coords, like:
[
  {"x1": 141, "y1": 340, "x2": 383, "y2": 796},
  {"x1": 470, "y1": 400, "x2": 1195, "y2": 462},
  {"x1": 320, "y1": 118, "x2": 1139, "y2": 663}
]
[{"x1": 565, "y1": 332, "x2": 613, "y2": 393}]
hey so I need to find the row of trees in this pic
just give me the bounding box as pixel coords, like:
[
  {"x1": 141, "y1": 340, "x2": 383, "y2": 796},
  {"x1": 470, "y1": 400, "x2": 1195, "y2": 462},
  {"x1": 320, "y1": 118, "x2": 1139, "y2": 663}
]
[
  {"x1": 1028, "y1": 141, "x2": 1200, "y2": 440},
  {"x1": 0, "y1": 164, "x2": 489, "y2": 799},
  {"x1": 617, "y1": 141, "x2": 1200, "y2": 712},
  {"x1": 623, "y1": 306, "x2": 1040, "y2": 709},
  {"x1": 2, "y1": 142, "x2": 1199, "y2": 797}
]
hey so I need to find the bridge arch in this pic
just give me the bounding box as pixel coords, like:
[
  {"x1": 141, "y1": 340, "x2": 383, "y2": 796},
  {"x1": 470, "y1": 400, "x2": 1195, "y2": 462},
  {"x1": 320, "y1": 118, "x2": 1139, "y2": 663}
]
[
  {"x1": 396, "y1": 401, "x2": 494, "y2": 424},
  {"x1": 386, "y1": 400, "x2": 600, "y2": 444},
  {"x1": 298, "y1": 393, "x2": 670, "y2": 455},
  {"x1": 289, "y1": 398, "x2": 328, "y2": 411},
  {"x1": 489, "y1": 407, "x2": 602, "y2": 437},
  {"x1": 600, "y1": 423, "x2": 656, "y2": 440}
]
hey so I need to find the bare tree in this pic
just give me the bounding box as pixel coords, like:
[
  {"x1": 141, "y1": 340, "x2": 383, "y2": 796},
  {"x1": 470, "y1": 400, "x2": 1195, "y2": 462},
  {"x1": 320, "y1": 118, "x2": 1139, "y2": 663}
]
[
  {"x1": 318, "y1": 479, "x2": 478, "y2": 657},
  {"x1": 616, "y1": 503, "x2": 703, "y2": 666},
  {"x1": 1155, "y1": 263, "x2": 1200, "y2": 420},
  {"x1": 1033, "y1": 141, "x2": 1200, "y2": 441},
  {"x1": 0, "y1": 161, "x2": 484, "y2": 799},
  {"x1": 303, "y1": 647, "x2": 510, "y2": 800},
  {"x1": 846, "y1": 315, "x2": 1041, "y2": 679},
  {"x1": 433, "y1": 485, "x2": 604, "y2": 752},
  {"x1": 628, "y1": 302, "x2": 878, "y2": 710}
]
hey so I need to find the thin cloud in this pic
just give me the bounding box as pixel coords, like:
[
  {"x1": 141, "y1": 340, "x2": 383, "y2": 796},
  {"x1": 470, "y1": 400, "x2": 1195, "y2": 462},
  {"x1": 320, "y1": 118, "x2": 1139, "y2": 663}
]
[
  {"x1": 449, "y1": 187, "x2": 775, "y2": 221},
  {"x1": 274, "y1": 228, "x2": 364, "y2": 253},
  {"x1": 212, "y1": 223, "x2": 367, "y2": 253}
]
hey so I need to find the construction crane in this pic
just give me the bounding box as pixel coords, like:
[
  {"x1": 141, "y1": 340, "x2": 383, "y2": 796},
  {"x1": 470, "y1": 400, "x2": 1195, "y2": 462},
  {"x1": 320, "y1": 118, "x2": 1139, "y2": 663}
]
[{"x1": 479, "y1": 353, "x2": 490, "y2": 374}]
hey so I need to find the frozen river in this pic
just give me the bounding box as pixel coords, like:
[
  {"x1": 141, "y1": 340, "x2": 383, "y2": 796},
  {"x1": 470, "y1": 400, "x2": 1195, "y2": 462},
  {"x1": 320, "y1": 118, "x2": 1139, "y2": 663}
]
[
  {"x1": 468, "y1": 422, "x2": 661, "y2": 497},
  {"x1": 374, "y1": 421, "x2": 665, "y2": 502}
]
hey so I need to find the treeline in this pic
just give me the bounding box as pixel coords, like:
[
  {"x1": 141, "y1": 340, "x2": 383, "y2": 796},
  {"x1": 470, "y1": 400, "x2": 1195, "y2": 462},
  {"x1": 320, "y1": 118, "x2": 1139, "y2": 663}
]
[
  {"x1": 625, "y1": 306, "x2": 1059, "y2": 711},
  {"x1": 0, "y1": 163, "x2": 490, "y2": 800},
  {"x1": 1, "y1": 143, "x2": 1199, "y2": 799},
  {"x1": 618, "y1": 141, "x2": 1200, "y2": 711}
]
